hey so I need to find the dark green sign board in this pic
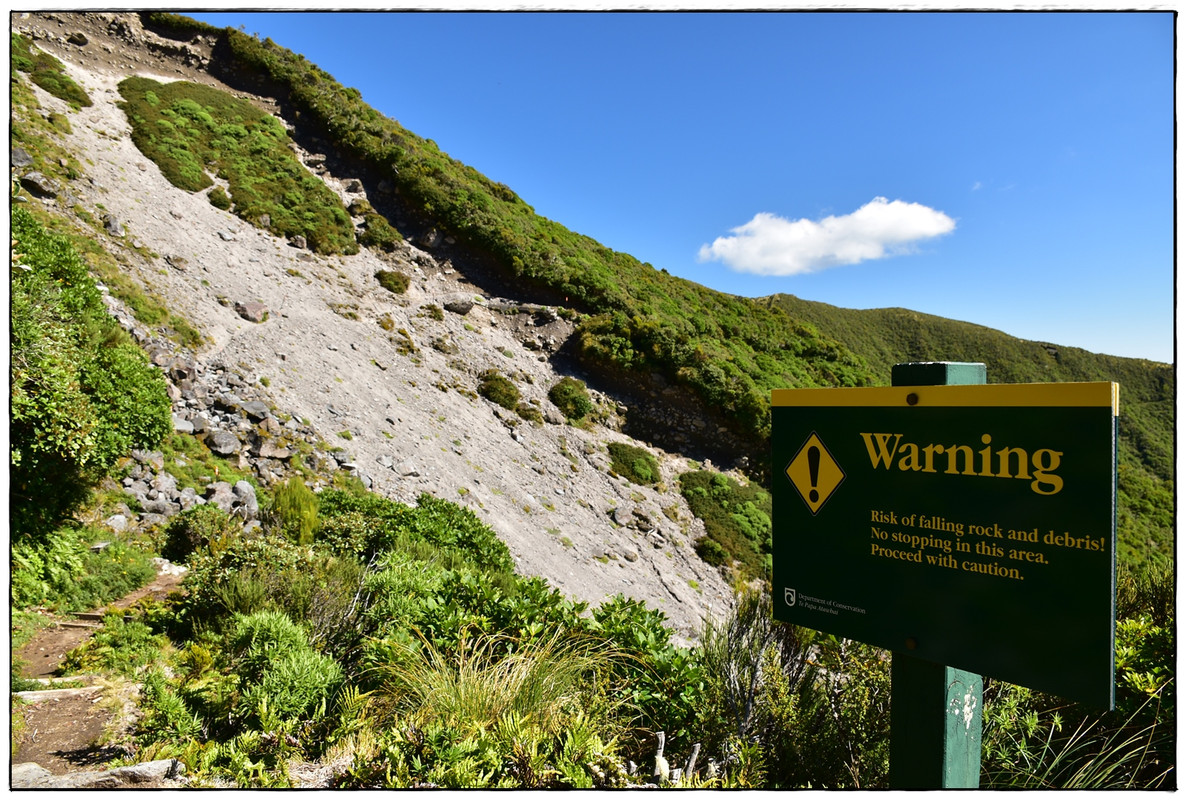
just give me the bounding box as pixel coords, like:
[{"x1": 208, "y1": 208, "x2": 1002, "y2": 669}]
[{"x1": 772, "y1": 382, "x2": 1118, "y2": 708}]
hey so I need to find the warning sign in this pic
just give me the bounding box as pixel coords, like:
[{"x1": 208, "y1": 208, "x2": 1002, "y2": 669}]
[{"x1": 785, "y1": 432, "x2": 845, "y2": 514}]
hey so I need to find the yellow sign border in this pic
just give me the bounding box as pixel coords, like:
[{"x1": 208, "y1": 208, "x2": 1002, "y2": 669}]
[{"x1": 772, "y1": 381, "x2": 1118, "y2": 415}]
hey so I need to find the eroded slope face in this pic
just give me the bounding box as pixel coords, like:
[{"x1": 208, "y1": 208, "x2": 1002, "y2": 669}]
[{"x1": 12, "y1": 11, "x2": 734, "y2": 641}]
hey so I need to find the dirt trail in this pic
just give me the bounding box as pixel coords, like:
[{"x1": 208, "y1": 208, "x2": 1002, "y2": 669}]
[{"x1": 12, "y1": 568, "x2": 186, "y2": 781}]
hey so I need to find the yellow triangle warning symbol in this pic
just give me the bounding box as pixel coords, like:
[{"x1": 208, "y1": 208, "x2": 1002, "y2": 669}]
[{"x1": 786, "y1": 432, "x2": 845, "y2": 515}]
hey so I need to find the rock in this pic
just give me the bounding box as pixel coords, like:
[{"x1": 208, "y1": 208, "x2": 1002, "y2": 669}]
[
  {"x1": 205, "y1": 481, "x2": 236, "y2": 513},
  {"x1": 138, "y1": 513, "x2": 170, "y2": 529},
  {"x1": 394, "y1": 459, "x2": 420, "y2": 477},
  {"x1": 11, "y1": 147, "x2": 33, "y2": 167},
  {"x1": 612, "y1": 506, "x2": 633, "y2": 527},
  {"x1": 172, "y1": 413, "x2": 194, "y2": 434},
  {"x1": 20, "y1": 171, "x2": 59, "y2": 198},
  {"x1": 67, "y1": 31, "x2": 89, "y2": 45},
  {"x1": 177, "y1": 487, "x2": 202, "y2": 511},
  {"x1": 104, "y1": 514, "x2": 128, "y2": 532},
  {"x1": 289, "y1": 234, "x2": 306, "y2": 249},
  {"x1": 189, "y1": 413, "x2": 210, "y2": 434},
  {"x1": 142, "y1": 497, "x2": 176, "y2": 515},
  {"x1": 418, "y1": 229, "x2": 442, "y2": 249},
  {"x1": 103, "y1": 214, "x2": 124, "y2": 237},
  {"x1": 206, "y1": 430, "x2": 241, "y2": 456},
  {"x1": 257, "y1": 440, "x2": 292, "y2": 460},
  {"x1": 233, "y1": 480, "x2": 259, "y2": 518},
  {"x1": 234, "y1": 302, "x2": 268, "y2": 323},
  {"x1": 241, "y1": 400, "x2": 270, "y2": 421},
  {"x1": 217, "y1": 230, "x2": 235, "y2": 241},
  {"x1": 131, "y1": 448, "x2": 163, "y2": 469},
  {"x1": 344, "y1": 178, "x2": 363, "y2": 192},
  {"x1": 152, "y1": 471, "x2": 177, "y2": 497},
  {"x1": 376, "y1": 454, "x2": 394, "y2": 468},
  {"x1": 11, "y1": 758, "x2": 185, "y2": 789}
]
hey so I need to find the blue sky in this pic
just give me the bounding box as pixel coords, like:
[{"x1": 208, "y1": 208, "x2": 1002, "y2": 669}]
[{"x1": 191, "y1": 11, "x2": 1173, "y2": 363}]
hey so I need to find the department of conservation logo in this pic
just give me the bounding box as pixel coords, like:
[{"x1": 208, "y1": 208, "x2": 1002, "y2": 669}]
[
  {"x1": 785, "y1": 588, "x2": 797, "y2": 607},
  {"x1": 785, "y1": 431, "x2": 845, "y2": 515}
]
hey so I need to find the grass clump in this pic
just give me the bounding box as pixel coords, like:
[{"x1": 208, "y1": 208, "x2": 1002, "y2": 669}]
[
  {"x1": 548, "y1": 377, "x2": 593, "y2": 421},
  {"x1": 607, "y1": 442, "x2": 660, "y2": 486},
  {"x1": 375, "y1": 269, "x2": 410, "y2": 294},
  {"x1": 359, "y1": 212, "x2": 403, "y2": 251},
  {"x1": 11, "y1": 33, "x2": 92, "y2": 107},
  {"x1": 478, "y1": 369, "x2": 520, "y2": 410},
  {"x1": 117, "y1": 76, "x2": 357, "y2": 255},
  {"x1": 265, "y1": 476, "x2": 319, "y2": 545}
]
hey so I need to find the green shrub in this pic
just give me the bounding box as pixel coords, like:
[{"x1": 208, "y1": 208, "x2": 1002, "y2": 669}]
[
  {"x1": 360, "y1": 212, "x2": 402, "y2": 251},
  {"x1": 117, "y1": 76, "x2": 357, "y2": 255},
  {"x1": 60, "y1": 613, "x2": 169, "y2": 677},
  {"x1": 680, "y1": 470, "x2": 772, "y2": 581},
  {"x1": 516, "y1": 403, "x2": 543, "y2": 423},
  {"x1": 229, "y1": 610, "x2": 343, "y2": 725},
  {"x1": 266, "y1": 476, "x2": 319, "y2": 545},
  {"x1": 163, "y1": 504, "x2": 240, "y2": 563},
  {"x1": 11, "y1": 206, "x2": 171, "y2": 539},
  {"x1": 11, "y1": 33, "x2": 92, "y2": 107},
  {"x1": 375, "y1": 269, "x2": 410, "y2": 294},
  {"x1": 548, "y1": 377, "x2": 593, "y2": 421},
  {"x1": 478, "y1": 369, "x2": 520, "y2": 411},
  {"x1": 606, "y1": 442, "x2": 659, "y2": 485},
  {"x1": 208, "y1": 185, "x2": 232, "y2": 210}
]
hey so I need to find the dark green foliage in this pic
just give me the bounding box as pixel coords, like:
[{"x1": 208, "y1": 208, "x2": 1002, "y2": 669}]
[
  {"x1": 10, "y1": 206, "x2": 171, "y2": 539},
  {"x1": 208, "y1": 185, "x2": 231, "y2": 210},
  {"x1": 60, "y1": 613, "x2": 168, "y2": 676},
  {"x1": 266, "y1": 476, "x2": 319, "y2": 545},
  {"x1": 360, "y1": 212, "x2": 403, "y2": 251},
  {"x1": 228, "y1": 610, "x2": 343, "y2": 725},
  {"x1": 548, "y1": 377, "x2": 593, "y2": 421},
  {"x1": 163, "y1": 504, "x2": 240, "y2": 564},
  {"x1": 117, "y1": 76, "x2": 358, "y2": 254},
  {"x1": 679, "y1": 470, "x2": 772, "y2": 581},
  {"x1": 375, "y1": 268, "x2": 410, "y2": 294},
  {"x1": 606, "y1": 442, "x2": 660, "y2": 485},
  {"x1": 11, "y1": 33, "x2": 92, "y2": 107},
  {"x1": 11, "y1": 528, "x2": 156, "y2": 612},
  {"x1": 478, "y1": 369, "x2": 520, "y2": 410},
  {"x1": 317, "y1": 489, "x2": 514, "y2": 574}
]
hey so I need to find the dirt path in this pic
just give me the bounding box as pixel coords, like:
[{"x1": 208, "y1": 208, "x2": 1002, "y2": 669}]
[{"x1": 12, "y1": 568, "x2": 186, "y2": 783}]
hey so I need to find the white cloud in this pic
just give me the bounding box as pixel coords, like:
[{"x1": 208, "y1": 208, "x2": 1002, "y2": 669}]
[{"x1": 696, "y1": 197, "x2": 956, "y2": 276}]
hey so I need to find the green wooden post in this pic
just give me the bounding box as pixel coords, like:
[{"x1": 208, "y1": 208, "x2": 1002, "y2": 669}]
[{"x1": 888, "y1": 361, "x2": 985, "y2": 789}]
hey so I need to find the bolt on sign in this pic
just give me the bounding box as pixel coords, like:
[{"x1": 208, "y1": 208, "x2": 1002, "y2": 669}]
[{"x1": 772, "y1": 382, "x2": 1119, "y2": 708}]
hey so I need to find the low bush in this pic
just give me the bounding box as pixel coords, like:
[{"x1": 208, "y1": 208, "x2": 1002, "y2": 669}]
[
  {"x1": 208, "y1": 185, "x2": 231, "y2": 210},
  {"x1": 163, "y1": 504, "x2": 240, "y2": 563},
  {"x1": 548, "y1": 377, "x2": 593, "y2": 421},
  {"x1": 265, "y1": 476, "x2": 319, "y2": 545},
  {"x1": 375, "y1": 269, "x2": 410, "y2": 294},
  {"x1": 11, "y1": 33, "x2": 92, "y2": 107},
  {"x1": 117, "y1": 76, "x2": 357, "y2": 255},
  {"x1": 606, "y1": 442, "x2": 659, "y2": 485},
  {"x1": 360, "y1": 212, "x2": 402, "y2": 251},
  {"x1": 679, "y1": 470, "x2": 772, "y2": 580},
  {"x1": 478, "y1": 369, "x2": 520, "y2": 410}
]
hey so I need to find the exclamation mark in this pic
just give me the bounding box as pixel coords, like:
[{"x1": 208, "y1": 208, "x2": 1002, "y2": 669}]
[{"x1": 807, "y1": 445, "x2": 820, "y2": 504}]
